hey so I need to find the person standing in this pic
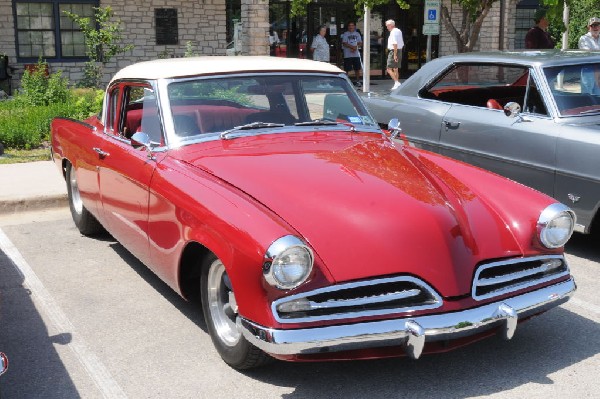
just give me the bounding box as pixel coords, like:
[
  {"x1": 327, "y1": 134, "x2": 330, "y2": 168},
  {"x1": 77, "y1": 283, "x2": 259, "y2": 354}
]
[
  {"x1": 310, "y1": 25, "x2": 330, "y2": 62},
  {"x1": 385, "y1": 19, "x2": 404, "y2": 91},
  {"x1": 525, "y1": 9, "x2": 555, "y2": 49},
  {"x1": 269, "y1": 29, "x2": 280, "y2": 56},
  {"x1": 578, "y1": 17, "x2": 600, "y2": 50},
  {"x1": 341, "y1": 22, "x2": 363, "y2": 85}
]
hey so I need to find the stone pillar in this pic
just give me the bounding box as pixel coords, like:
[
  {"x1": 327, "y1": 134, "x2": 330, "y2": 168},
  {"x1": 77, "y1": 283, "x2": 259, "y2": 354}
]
[{"x1": 241, "y1": 0, "x2": 269, "y2": 55}]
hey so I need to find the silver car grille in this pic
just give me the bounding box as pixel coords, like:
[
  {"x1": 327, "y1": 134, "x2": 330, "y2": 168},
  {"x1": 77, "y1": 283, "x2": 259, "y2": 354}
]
[
  {"x1": 472, "y1": 255, "x2": 570, "y2": 301},
  {"x1": 272, "y1": 276, "x2": 442, "y2": 323}
]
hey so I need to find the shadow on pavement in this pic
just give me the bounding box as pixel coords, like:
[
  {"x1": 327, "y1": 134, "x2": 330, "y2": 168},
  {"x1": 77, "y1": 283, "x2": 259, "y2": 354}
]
[
  {"x1": 0, "y1": 250, "x2": 79, "y2": 398},
  {"x1": 107, "y1": 239, "x2": 207, "y2": 333},
  {"x1": 566, "y1": 231, "x2": 600, "y2": 262},
  {"x1": 243, "y1": 307, "x2": 597, "y2": 398}
]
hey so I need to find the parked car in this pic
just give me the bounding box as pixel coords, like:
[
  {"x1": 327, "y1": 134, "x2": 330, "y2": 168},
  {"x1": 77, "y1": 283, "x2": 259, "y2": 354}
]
[
  {"x1": 51, "y1": 56, "x2": 576, "y2": 369},
  {"x1": 364, "y1": 50, "x2": 600, "y2": 235}
]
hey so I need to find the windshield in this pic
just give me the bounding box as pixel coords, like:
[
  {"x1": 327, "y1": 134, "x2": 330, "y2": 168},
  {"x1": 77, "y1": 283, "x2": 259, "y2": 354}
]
[
  {"x1": 543, "y1": 63, "x2": 600, "y2": 117},
  {"x1": 165, "y1": 74, "x2": 378, "y2": 140}
]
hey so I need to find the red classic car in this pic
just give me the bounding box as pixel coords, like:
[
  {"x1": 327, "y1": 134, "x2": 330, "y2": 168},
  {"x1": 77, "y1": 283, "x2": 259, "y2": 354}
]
[{"x1": 51, "y1": 57, "x2": 576, "y2": 369}]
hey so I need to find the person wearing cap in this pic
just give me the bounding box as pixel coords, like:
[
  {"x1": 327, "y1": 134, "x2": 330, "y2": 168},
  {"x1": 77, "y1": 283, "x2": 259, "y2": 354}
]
[
  {"x1": 525, "y1": 9, "x2": 555, "y2": 49},
  {"x1": 578, "y1": 17, "x2": 600, "y2": 50}
]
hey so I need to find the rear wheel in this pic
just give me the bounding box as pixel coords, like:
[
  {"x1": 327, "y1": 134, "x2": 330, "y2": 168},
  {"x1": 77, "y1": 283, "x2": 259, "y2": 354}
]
[
  {"x1": 66, "y1": 162, "x2": 103, "y2": 236},
  {"x1": 200, "y1": 253, "x2": 271, "y2": 369}
]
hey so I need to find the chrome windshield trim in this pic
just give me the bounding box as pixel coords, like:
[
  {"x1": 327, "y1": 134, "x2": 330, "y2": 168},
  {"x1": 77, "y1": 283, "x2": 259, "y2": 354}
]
[
  {"x1": 271, "y1": 275, "x2": 442, "y2": 324},
  {"x1": 239, "y1": 278, "x2": 575, "y2": 357}
]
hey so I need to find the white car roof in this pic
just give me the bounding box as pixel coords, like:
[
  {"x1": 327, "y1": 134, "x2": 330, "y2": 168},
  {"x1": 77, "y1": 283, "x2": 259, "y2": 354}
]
[{"x1": 110, "y1": 56, "x2": 344, "y2": 83}]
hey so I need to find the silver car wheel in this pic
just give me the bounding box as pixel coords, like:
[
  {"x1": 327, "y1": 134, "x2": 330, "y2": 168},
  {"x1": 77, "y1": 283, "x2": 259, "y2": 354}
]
[
  {"x1": 68, "y1": 166, "x2": 83, "y2": 216},
  {"x1": 206, "y1": 258, "x2": 240, "y2": 347}
]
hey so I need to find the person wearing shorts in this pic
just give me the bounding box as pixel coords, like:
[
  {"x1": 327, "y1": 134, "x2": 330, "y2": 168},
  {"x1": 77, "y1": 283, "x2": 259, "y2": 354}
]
[
  {"x1": 341, "y1": 22, "x2": 363, "y2": 85},
  {"x1": 385, "y1": 19, "x2": 404, "y2": 91}
]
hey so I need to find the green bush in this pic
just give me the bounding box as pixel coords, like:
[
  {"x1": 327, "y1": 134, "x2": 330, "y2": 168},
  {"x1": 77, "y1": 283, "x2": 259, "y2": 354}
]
[
  {"x1": 18, "y1": 58, "x2": 70, "y2": 106},
  {"x1": 0, "y1": 88, "x2": 103, "y2": 149}
]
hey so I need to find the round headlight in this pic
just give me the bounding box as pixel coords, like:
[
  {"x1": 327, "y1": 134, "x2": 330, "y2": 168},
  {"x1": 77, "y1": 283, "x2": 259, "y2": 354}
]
[
  {"x1": 537, "y1": 203, "x2": 575, "y2": 248},
  {"x1": 264, "y1": 236, "x2": 314, "y2": 290}
]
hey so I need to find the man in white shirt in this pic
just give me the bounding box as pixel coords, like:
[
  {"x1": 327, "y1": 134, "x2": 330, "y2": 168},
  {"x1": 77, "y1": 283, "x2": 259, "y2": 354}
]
[
  {"x1": 385, "y1": 19, "x2": 404, "y2": 91},
  {"x1": 578, "y1": 17, "x2": 600, "y2": 50}
]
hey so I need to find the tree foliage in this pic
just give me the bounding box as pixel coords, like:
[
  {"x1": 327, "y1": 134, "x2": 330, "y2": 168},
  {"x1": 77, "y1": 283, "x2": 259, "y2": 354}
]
[
  {"x1": 290, "y1": 0, "x2": 410, "y2": 17},
  {"x1": 64, "y1": 6, "x2": 134, "y2": 88},
  {"x1": 441, "y1": 0, "x2": 497, "y2": 53},
  {"x1": 543, "y1": 0, "x2": 600, "y2": 49}
]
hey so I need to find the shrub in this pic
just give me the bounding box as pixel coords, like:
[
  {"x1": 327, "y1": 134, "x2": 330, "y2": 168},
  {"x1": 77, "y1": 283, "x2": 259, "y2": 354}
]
[
  {"x1": 18, "y1": 58, "x2": 69, "y2": 106},
  {"x1": 0, "y1": 88, "x2": 103, "y2": 149}
]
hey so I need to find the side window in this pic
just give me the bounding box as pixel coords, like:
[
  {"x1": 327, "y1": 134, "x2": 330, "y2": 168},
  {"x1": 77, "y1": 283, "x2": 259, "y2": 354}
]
[
  {"x1": 524, "y1": 72, "x2": 548, "y2": 116},
  {"x1": 122, "y1": 85, "x2": 163, "y2": 144},
  {"x1": 105, "y1": 86, "x2": 120, "y2": 133},
  {"x1": 423, "y1": 64, "x2": 528, "y2": 109}
]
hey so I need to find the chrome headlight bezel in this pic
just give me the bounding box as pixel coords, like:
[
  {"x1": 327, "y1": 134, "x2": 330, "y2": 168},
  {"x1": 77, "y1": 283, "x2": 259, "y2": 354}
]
[
  {"x1": 263, "y1": 235, "x2": 314, "y2": 290},
  {"x1": 537, "y1": 203, "x2": 576, "y2": 249}
]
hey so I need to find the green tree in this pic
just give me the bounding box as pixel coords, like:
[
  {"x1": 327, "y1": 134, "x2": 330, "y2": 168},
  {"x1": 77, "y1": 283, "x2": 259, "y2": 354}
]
[
  {"x1": 441, "y1": 0, "x2": 498, "y2": 53},
  {"x1": 290, "y1": 0, "x2": 409, "y2": 17},
  {"x1": 64, "y1": 6, "x2": 134, "y2": 88},
  {"x1": 543, "y1": 0, "x2": 600, "y2": 49}
]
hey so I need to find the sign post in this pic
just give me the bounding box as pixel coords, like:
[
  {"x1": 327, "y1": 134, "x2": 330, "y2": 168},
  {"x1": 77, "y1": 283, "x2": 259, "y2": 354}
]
[{"x1": 423, "y1": 0, "x2": 440, "y2": 62}]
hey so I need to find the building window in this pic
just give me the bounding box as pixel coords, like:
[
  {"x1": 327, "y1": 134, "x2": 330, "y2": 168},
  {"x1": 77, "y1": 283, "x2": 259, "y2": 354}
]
[
  {"x1": 515, "y1": 0, "x2": 539, "y2": 49},
  {"x1": 15, "y1": 0, "x2": 97, "y2": 60}
]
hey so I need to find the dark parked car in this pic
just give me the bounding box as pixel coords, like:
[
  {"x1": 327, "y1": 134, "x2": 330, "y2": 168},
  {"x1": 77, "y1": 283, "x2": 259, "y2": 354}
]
[{"x1": 364, "y1": 50, "x2": 600, "y2": 234}]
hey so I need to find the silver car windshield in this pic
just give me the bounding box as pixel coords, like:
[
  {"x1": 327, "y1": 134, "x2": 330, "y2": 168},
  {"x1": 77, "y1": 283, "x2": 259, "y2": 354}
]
[
  {"x1": 165, "y1": 74, "x2": 378, "y2": 140},
  {"x1": 543, "y1": 63, "x2": 600, "y2": 117}
]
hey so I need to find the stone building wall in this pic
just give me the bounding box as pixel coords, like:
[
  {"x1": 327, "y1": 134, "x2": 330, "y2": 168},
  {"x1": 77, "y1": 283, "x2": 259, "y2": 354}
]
[
  {"x1": 241, "y1": 0, "x2": 270, "y2": 55},
  {"x1": 1, "y1": 0, "x2": 230, "y2": 89}
]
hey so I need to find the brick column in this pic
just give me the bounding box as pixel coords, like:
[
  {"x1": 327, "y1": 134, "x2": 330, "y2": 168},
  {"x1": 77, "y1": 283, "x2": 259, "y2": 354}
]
[{"x1": 241, "y1": 0, "x2": 269, "y2": 55}]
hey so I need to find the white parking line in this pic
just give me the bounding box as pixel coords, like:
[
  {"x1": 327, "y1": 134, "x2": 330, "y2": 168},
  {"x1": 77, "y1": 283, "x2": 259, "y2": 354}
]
[{"x1": 0, "y1": 227, "x2": 127, "y2": 399}]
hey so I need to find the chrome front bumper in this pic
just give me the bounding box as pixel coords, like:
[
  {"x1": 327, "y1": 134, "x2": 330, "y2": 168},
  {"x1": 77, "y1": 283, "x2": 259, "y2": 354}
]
[{"x1": 238, "y1": 278, "x2": 576, "y2": 359}]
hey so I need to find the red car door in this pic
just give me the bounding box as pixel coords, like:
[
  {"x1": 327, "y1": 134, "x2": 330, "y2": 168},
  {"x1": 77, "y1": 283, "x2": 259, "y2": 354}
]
[{"x1": 97, "y1": 83, "x2": 165, "y2": 266}]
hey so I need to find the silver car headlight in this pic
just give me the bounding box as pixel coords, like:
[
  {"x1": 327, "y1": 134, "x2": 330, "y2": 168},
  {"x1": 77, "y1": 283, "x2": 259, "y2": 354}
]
[
  {"x1": 263, "y1": 235, "x2": 314, "y2": 290},
  {"x1": 537, "y1": 203, "x2": 575, "y2": 249}
]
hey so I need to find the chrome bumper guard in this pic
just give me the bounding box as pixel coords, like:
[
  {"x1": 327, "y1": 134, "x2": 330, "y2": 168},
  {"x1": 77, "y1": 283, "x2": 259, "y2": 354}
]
[{"x1": 238, "y1": 278, "x2": 575, "y2": 359}]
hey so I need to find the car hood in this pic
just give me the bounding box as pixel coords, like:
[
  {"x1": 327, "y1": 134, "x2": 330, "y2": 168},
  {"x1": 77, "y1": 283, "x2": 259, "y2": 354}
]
[{"x1": 173, "y1": 131, "x2": 542, "y2": 297}]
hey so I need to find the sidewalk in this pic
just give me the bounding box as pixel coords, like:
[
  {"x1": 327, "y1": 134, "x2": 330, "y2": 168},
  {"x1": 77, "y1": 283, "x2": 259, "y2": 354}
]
[
  {"x1": 0, "y1": 160, "x2": 67, "y2": 214},
  {"x1": 360, "y1": 77, "x2": 399, "y2": 94}
]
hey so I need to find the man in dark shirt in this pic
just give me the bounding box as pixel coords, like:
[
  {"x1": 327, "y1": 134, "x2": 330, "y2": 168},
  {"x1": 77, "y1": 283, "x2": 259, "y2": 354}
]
[{"x1": 525, "y1": 9, "x2": 555, "y2": 49}]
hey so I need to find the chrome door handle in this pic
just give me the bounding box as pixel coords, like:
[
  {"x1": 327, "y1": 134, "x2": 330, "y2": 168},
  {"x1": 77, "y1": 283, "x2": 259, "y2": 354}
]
[
  {"x1": 443, "y1": 120, "x2": 461, "y2": 130},
  {"x1": 93, "y1": 147, "x2": 109, "y2": 159}
]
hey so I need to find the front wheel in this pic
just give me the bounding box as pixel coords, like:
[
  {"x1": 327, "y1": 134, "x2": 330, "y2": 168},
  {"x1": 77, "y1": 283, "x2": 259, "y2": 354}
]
[
  {"x1": 200, "y1": 254, "x2": 271, "y2": 369},
  {"x1": 66, "y1": 162, "x2": 103, "y2": 236}
]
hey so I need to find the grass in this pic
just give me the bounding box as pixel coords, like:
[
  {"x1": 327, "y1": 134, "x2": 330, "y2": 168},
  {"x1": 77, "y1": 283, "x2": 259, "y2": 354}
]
[{"x1": 0, "y1": 146, "x2": 52, "y2": 164}]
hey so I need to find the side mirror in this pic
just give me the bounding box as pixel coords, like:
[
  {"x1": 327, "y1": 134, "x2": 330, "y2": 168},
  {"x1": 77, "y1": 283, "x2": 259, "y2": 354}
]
[
  {"x1": 504, "y1": 102, "x2": 521, "y2": 118},
  {"x1": 387, "y1": 118, "x2": 402, "y2": 139},
  {"x1": 130, "y1": 132, "x2": 151, "y2": 150},
  {"x1": 0, "y1": 352, "x2": 8, "y2": 376},
  {"x1": 130, "y1": 132, "x2": 156, "y2": 159}
]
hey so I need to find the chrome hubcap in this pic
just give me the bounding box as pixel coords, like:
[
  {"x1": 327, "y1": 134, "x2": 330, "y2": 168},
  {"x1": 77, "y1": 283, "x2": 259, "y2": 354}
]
[
  {"x1": 69, "y1": 167, "x2": 83, "y2": 215},
  {"x1": 207, "y1": 259, "x2": 240, "y2": 346}
]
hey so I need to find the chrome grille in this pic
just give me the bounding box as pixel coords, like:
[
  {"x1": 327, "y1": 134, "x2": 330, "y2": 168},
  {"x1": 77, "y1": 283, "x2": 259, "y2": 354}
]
[
  {"x1": 272, "y1": 276, "x2": 442, "y2": 323},
  {"x1": 472, "y1": 255, "x2": 570, "y2": 301}
]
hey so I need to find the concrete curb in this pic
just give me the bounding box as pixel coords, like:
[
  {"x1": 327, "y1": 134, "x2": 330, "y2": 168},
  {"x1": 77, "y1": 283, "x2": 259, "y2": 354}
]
[{"x1": 0, "y1": 194, "x2": 68, "y2": 215}]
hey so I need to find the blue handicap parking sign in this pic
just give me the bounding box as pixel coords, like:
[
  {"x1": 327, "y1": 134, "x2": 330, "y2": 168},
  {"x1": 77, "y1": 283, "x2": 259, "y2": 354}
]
[{"x1": 428, "y1": 10, "x2": 437, "y2": 21}]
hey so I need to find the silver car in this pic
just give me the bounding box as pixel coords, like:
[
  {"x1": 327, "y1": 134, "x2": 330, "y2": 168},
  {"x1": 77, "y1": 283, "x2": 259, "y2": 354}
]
[{"x1": 364, "y1": 50, "x2": 600, "y2": 234}]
